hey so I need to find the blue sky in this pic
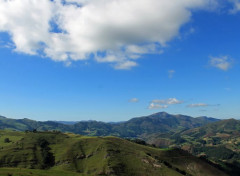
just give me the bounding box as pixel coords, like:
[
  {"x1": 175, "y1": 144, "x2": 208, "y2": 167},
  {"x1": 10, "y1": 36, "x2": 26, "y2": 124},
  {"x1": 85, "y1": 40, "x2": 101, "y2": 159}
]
[{"x1": 0, "y1": 0, "x2": 240, "y2": 121}]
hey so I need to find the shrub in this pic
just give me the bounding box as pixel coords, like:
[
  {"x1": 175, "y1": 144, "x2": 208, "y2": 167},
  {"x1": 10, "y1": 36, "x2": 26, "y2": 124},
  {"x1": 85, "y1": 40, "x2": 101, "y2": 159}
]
[{"x1": 4, "y1": 138, "x2": 10, "y2": 143}]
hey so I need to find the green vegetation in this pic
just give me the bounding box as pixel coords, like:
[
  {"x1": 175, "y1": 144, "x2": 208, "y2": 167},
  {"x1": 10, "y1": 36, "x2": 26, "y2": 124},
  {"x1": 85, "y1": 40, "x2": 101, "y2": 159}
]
[
  {"x1": 1, "y1": 113, "x2": 240, "y2": 175},
  {"x1": 0, "y1": 112, "x2": 219, "y2": 138},
  {"x1": 0, "y1": 168, "x2": 81, "y2": 176},
  {"x1": 4, "y1": 138, "x2": 10, "y2": 143},
  {"x1": 193, "y1": 146, "x2": 240, "y2": 160},
  {"x1": 146, "y1": 119, "x2": 240, "y2": 176},
  {"x1": 0, "y1": 130, "x2": 226, "y2": 176}
]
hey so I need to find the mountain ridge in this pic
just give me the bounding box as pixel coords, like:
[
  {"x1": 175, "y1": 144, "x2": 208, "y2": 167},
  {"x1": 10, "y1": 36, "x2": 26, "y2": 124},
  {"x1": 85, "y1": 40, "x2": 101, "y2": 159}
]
[{"x1": 0, "y1": 112, "x2": 220, "y2": 137}]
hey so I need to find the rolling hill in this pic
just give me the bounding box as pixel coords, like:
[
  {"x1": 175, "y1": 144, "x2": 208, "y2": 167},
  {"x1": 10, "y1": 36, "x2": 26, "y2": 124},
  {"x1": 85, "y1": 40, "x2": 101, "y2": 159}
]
[
  {"x1": 0, "y1": 130, "x2": 227, "y2": 176},
  {"x1": 146, "y1": 119, "x2": 240, "y2": 175}
]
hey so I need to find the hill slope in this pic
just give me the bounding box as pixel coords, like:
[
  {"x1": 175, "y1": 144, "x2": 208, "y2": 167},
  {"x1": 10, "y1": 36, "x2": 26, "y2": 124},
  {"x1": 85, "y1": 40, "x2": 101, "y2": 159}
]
[
  {"x1": 113, "y1": 112, "x2": 219, "y2": 137},
  {"x1": 146, "y1": 119, "x2": 240, "y2": 175},
  {"x1": 0, "y1": 130, "x2": 227, "y2": 176}
]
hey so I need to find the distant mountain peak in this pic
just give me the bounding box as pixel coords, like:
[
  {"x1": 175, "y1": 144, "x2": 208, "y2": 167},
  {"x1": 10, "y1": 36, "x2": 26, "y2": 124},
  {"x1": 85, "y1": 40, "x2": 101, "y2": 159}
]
[
  {"x1": 150, "y1": 111, "x2": 170, "y2": 117},
  {"x1": 155, "y1": 111, "x2": 169, "y2": 115}
]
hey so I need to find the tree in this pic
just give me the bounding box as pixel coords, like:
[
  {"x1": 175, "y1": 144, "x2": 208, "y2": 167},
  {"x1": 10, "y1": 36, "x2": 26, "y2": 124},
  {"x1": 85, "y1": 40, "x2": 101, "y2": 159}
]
[
  {"x1": 4, "y1": 138, "x2": 10, "y2": 143},
  {"x1": 37, "y1": 138, "x2": 55, "y2": 169}
]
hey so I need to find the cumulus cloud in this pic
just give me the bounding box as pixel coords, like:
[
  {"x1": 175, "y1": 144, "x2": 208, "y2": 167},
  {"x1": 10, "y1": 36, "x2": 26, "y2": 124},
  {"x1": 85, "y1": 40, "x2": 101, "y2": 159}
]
[
  {"x1": 129, "y1": 98, "x2": 139, "y2": 103},
  {"x1": 149, "y1": 98, "x2": 183, "y2": 109},
  {"x1": 0, "y1": 0, "x2": 216, "y2": 69},
  {"x1": 209, "y1": 56, "x2": 233, "y2": 71},
  {"x1": 229, "y1": 0, "x2": 240, "y2": 14}
]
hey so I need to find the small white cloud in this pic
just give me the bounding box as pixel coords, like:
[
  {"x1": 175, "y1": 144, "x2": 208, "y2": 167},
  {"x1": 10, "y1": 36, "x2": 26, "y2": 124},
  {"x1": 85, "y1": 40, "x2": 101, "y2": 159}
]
[
  {"x1": 149, "y1": 98, "x2": 183, "y2": 110},
  {"x1": 96, "y1": 53, "x2": 138, "y2": 69},
  {"x1": 148, "y1": 103, "x2": 168, "y2": 109},
  {"x1": 0, "y1": 40, "x2": 14, "y2": 49},
  {"x1": 114, "y1": 61, "x2": 138, "y2": 70},
  {"x1": 129, "y1": 98, "x2": 139, "y2": 103},
  {"x1": 229, "y1": 0, "x2": 240, "y2": 14},
  {"x1": 151, "y1": 98, "x2": 183, "y2": 105},
  {"x1": 126, "y1": 44, "x2": 156, "y2": 55},
  {"x1": 64, "y1": 61, "x2": 72, "y2": 67},
  {"x1": 168, "y1": 70, "x2": 175, "y2": 78},
  {"x1": 187, "y1": 103, "x2": 209, "y2": 108},
  {"x1": 209, "y1": 56, "x2": 233, "y2": 71},
  {"x1": 187, "y1": 103, "x2": 220, "y2": 108}
]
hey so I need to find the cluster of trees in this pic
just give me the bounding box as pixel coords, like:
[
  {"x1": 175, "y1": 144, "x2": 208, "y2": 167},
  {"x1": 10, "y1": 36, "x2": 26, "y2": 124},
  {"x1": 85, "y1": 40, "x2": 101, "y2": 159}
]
[
  {"x1": 170, "y1": 134, "x2": 186, "y2": 144},
  {"x1": 37, "y1": 138, "x2": 55, "y2": 169},
  {"x1": 4, "y1": 138, "x2": 10, "y2": 143},
  {"x1": 126, "y1": 138, "x2": 157, "y2": 147},
  {"x1": 162, "y1": 161, "x2": 191, "y2": 176},
  {"x1": 193, "y1": 146, "x2": 240, "y2": 160}
]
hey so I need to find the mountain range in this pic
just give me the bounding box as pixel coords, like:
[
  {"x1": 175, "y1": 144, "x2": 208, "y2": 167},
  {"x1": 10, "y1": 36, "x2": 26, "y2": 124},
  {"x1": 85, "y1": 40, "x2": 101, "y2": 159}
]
[{"x1": 0, "y1": 112, "x2": 219, "y2": 137}]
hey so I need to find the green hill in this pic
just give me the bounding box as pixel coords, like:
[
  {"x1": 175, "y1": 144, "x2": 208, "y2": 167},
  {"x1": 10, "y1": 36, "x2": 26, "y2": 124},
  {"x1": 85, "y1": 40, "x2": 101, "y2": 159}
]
[
  {"x1": 0, "y1": 130, "x2": 227, "y2": 176},
  {"x1": 146, "y1": 119, "x2": 240, "y2": 175},
  {"x1": 0, "y1": 112, "x2": 219, "y2": 138}
]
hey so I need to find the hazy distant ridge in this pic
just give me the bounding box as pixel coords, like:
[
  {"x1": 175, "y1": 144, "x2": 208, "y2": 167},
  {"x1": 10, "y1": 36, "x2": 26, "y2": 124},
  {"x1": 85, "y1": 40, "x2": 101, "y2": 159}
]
[{"x1": 0, "y1": 112, "x2": 220, "y2": 137}]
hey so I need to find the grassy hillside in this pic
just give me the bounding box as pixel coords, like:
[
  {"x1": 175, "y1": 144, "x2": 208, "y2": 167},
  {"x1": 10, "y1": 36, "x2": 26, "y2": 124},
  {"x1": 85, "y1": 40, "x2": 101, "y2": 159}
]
[
  {"x1": 0, "y1": 130, "x2": 227, "y2": 176},
  {"x1": 146, "y1": 119, "x2": 240, "y2": 175},
  {"x1": 0, "y1": 112, "x2": 219, "y2": 138}
]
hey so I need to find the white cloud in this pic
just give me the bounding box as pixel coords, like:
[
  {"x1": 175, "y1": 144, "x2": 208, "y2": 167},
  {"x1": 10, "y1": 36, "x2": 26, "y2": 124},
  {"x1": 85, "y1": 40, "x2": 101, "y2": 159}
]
[
  {"x1": 64, "y1": 61, "x2": 72, "y2": 67},
  {"x1": 129, "y1": 98, "x2": 139, "y2": 103},
  {"x1": 114, "y1": 61, "x2": 138, "y2": 70},
  {"x1": 209, "y1": 56, "x2": 233, "y2": 71},
  {"x1": 229, "y1": 0, "x2": 240, "y2": 14},
  {"x1": 0, "y1": 39, "x2": 14, "y2": 49},
  {"x1": 0, "y1": 0, "x2": 216, "y2": 69},
  {"x1": 0, "y1": 0, "x2": 54, "y2": 54},
  {"x1": 187, "y1": 103, "x2": 209, "y2": 108},
  {"x1": 148, "y1": 103, "x2": 168, "y2": 110},
  {"x1": 187, "y1": 103, "x2": 220, "y2": 108},
  {"x1": 149, "y1": 98, "x2": 183, "y2": 109},
  {"x1": 168, "y1": 70, "x2": 175, "y2": 78},
  {"x1": 151, "y1": 98, "x2": 183, "y2": 105}
]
